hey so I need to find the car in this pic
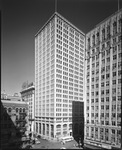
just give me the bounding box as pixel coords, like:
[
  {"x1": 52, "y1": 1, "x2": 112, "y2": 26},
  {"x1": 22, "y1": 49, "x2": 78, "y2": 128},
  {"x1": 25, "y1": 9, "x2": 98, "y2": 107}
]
[
  {"x1": 24, "y1": 145, "x2": 32, "y2": 149},
  {"x1": 35, "y1": 140, "x2": 40, "y2": 144},
  {"x1": 37, "y1": 135, "x2": 41, "y2": 139},
  {"x1": 60, "y1": 147, "x2": 66, "y2": 149},
  {"x1": 34, "y1": 138, "x2": 39, "y2": 141}
]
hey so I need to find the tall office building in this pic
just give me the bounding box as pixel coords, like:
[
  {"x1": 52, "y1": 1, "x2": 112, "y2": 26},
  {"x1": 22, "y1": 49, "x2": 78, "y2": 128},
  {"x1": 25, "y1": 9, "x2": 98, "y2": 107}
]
[
  {"x1": 84, "y1": 9, "x2": 122, "y2": 149},
  {"x1": 35, "y1": 12, "x2": 85, "y2": 140}
]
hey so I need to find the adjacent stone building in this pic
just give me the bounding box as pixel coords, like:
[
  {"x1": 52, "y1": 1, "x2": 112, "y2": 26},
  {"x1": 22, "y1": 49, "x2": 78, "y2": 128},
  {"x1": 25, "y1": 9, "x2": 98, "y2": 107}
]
[
  {"x1": 20, "y1": 82, "x2": 35, "y2": 138},
  {"x1": 84, "y1": 9, "x2": 122, "y2": 149}
]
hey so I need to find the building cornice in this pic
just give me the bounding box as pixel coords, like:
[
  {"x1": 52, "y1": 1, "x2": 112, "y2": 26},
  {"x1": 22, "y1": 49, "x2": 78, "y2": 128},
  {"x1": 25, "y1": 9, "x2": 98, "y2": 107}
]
[
  {"x1": 35, "y1": 12, "x2": 85, "y2": 37},
  {"x1": 86, "y1": 8, "x2": 122, "y2": 35},
  {"x1": 20, "y1": 86, "x2": 35, "y2": 94}
]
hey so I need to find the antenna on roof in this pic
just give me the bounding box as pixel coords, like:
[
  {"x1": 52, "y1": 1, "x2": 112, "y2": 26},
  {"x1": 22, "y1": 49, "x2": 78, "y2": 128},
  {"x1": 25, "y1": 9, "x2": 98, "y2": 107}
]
[
  {"x1": 55, "y1": 0, "x2": 57, "y2": 12},
  {"x1": 118, "y1": 0, "x2": 120, "y2": 11}
]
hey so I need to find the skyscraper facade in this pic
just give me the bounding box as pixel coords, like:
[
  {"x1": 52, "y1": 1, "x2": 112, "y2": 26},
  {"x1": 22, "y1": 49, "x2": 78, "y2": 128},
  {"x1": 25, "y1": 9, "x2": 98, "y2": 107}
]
[
  {"x1": 35, "y1": 12, "x2": 85, "y2": 140},
  {"x1": 84, "y1": 9, "x2": 122, "y2": 149}
]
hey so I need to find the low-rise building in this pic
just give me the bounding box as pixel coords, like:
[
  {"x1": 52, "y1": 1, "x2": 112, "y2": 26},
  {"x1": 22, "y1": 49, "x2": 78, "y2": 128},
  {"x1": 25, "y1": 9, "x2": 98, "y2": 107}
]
[
  {"x1": 20, "y1": 82, "x2": 35, "y2": 138},
  {"x1": 1, "y1": 93, "x2": 28, "y2": 149}
]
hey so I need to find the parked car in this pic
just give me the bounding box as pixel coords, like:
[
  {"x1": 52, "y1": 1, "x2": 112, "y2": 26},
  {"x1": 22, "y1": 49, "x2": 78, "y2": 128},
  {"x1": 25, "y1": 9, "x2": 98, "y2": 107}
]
[
  {"x1": 37, "y1": 135, "x2": 41, "y2": 139},
  {"x1": 60, "y1": 147, "x2": 66, "y2": 149},
  {"x1": 35, "y1": 140, "x2": 40, "y2": 144},
  {"x1": 24, "y1": 144, "x2": 32, "y2": 149},
  {"x1": 35, "y1": 138, "x2": 38, "y2": 141}
]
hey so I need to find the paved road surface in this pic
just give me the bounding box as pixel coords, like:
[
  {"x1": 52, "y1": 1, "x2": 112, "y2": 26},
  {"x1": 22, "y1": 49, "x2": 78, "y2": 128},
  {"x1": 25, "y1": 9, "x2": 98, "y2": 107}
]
[{"x1": 33, "y1": 138, "x2": 83, "y2": 149}]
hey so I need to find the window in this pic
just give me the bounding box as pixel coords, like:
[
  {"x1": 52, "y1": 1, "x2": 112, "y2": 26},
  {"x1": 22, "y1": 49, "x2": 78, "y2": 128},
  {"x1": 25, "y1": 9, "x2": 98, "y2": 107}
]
[
  {"x1": 113, "y1": 46, "x2": 117, "y2": 53},
  {"x1": 91, "y1": 92, "x2": 94, "y2": 96},
  {"x1": 101, "y1": 105, "x2": 104, "y2": 109},
  {"x1": 95, "y1": 98, "x2": 99, "y2": 102},
  {"x1": 118, "y1": 53, "x2": 122, "y2": 59},
  {"x1": 92, "y1": 78, "x2": 94, "y2": 82},
  {"x1": 106, "y1": 74, "x2": 110, "y2": 79},
  {"x1": 106, "y1": 57, "x2": 110, "y2": 62},
  {"x1": 106, "y1": 49, "x2": 110, "y2": 55},
  {"x1": 102, "y1": 59, "x2": 105, "y2": 64},
  {"x1": 96, "y1": 54, "x2": 99, "y2": 60},
  {"x1": 106, "y1": 89, "x2": 109, "y2": 95},
  {"x1": 113, "y1": 55, "x2": 117, "y2": 60},
  {"x1": 118, "y1": 79, "x2": 122, "y2": 84},
  {"x1": 112, "y1": 88, "x2": 116, "y2": 94},
  {"x1": 92, "y1": 63, "x2": 95, "y2": 68},
  {"x1": 96, "y1": 62, "x2": 99, "y2": 67},
  {"x1": 8, "y1": 108, "x2": 11, "y2": 112},
  {"x1": 118, "y1": 70, "x2": 122, "y2": 76},
  {"x1": 23, "y1": 108, "x2": 25, "y2": 112},
  {"x1": 112, "y1": 80, "x2": 116, "y2": 85},
  {"x1": 20, "y1": 108, "x2": 22, "y2": 112},
  {"x1": 113, "y1": 72, "x2": 116, "y2": 77},
  {"x1": 96, "y1": 92, "x2": 99, "y2": 96},
  {"x1": 102, "y1": 51, "x2": 105, "y2": 58},
  {"x1": 91, "y1": 85, "x2": 94, "y2": 89},
  {"x1": 16, "y1": 108, "x2": 18, "y2": 113},
  {"x1": 92, "y1": 49, "x2": 95, "y2": 54},
  {"x1": 102, "y1": 28, "x2": 105, "y2": 41},
  {"x1": 101, "y1": 75, "x2": 105, "y2": 80},
  {"x1": 96, "y1": 69, "x2": 99, "y2": 74},
  {"x1": 96, "y1": 77, "x2": 99, "y2": 82},
  {"x1": 106, "y1": 81, "x2": 109, "y2": 86},
  {"x1": 118, "y1": 62, "x2": 122, "y2": 69},
  {"x1": 112, "y1": 97, "x2": 116, "y2": 101},
  {"x1": 118, "y1": 96, "x2": 122, "y2": 101},
  {"x1": 91, "y1": 99, "x2": 94, "y2": 103},
  {"x1": 102, "y1": 44, "x2": 105, "y2": 50},
  {"x1": 106, "y1": 105, "x2": 109, "y2": 110},
  {"x1": 92, "y1": 71, "x2": 95, "y2": 75},
  {"x1": 101, "y1": 98, "x2": 104, "y2": 102},
  {"x1": 106, "y1": 66, "x2": 110, "y2": 72},
  {"x1": 101, "y1": 90, "x2": 104, "y2": 95},
  {"x1": 101, "y1": 67, "x2": 105, "y2": 73},
  {"x1": 96, "y1": 84, "x2": 99, "y2": 88}
]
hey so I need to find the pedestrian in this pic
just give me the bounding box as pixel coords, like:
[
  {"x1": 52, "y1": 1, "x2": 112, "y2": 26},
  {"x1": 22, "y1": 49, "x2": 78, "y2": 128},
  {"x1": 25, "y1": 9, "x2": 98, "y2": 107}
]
[
  {"x1": 63, "y1": 140, "x2": 65, "y2": 145},
  {"x1": 79, "y1": 142, "x2": 82, "y2": 148}
]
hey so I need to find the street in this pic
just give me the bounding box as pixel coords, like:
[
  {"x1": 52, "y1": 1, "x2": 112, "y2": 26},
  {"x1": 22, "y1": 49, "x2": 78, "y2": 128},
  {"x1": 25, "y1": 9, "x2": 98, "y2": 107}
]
[{"x1": 32, "y1": 138, "x2": 83, "y2": 149}]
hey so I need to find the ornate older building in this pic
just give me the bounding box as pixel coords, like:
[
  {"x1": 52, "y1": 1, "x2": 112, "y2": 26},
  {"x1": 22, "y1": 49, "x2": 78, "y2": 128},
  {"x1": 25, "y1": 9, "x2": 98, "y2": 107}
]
[
  {"x1": 84, "y1": 9, "x2": 122, "y2": 149},
  {"x1": 20, "y1": 82, "x2": 35, "y2": 138},
  {"x1": 1, "y1": 93, "x2": 28, "y2": 149}
]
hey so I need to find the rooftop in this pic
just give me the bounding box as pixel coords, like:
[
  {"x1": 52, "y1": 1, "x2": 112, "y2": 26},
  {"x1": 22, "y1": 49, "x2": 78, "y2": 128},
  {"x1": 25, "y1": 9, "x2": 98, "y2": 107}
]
[{"x1": 35, "y1": 11, "x2": 85, "y2": 37}]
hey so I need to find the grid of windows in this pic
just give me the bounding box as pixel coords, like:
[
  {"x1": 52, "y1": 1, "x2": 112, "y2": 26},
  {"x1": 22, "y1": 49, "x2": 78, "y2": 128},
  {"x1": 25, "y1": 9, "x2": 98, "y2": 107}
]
[
  {"x1": 85, "y1": 10, "x2": 122, "y2": 148},
  {"x1": 35, "y1": 12, "x2": 85, "y2": 139}
]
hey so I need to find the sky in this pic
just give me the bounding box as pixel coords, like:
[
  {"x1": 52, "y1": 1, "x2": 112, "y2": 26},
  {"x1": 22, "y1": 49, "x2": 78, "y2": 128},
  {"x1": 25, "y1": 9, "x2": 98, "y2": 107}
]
[{"x1": 1, "y1": 0, "x2": 122, "y2": 96}]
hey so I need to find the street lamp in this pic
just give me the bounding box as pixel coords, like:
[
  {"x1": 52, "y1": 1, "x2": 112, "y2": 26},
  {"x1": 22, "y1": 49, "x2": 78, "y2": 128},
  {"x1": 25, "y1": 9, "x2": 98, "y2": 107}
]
[
  {"x1": 29, "y1": 118, "x2": 35, "y2": 143},
  {"x1": 29, "y1": 122, "x2": 32, "y2": 144}
]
